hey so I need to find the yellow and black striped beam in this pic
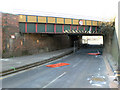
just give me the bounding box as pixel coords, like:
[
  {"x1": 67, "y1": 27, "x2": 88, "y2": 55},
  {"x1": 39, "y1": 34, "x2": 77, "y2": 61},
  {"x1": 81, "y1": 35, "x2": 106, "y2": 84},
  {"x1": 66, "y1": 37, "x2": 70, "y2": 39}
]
[{"x1": 63, "y1": 30, "x2": 99, "y2": 34}]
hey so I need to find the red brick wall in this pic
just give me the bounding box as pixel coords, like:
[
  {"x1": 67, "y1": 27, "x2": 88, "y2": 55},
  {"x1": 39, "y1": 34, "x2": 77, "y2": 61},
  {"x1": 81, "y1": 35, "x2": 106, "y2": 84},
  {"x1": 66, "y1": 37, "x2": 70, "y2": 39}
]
[
  {"x1": 19, "y1": 34, "x2": 72, "y2": 56},
  {"x1": 3, "y1": 33, "x2": 72, "y2": 58},
  {"x1": 2, "y1": 13, "x2": 20, "y2": 58},
  {"x1": 2, "y1": 13, "x2": 72, "y2": 58}
]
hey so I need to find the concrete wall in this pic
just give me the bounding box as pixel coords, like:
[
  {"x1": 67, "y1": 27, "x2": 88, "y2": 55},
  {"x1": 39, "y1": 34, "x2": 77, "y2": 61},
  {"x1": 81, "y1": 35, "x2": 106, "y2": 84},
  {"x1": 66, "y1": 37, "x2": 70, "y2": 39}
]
[
  {"x1": 104, "y1": 28, "x2": 119, "y2": 68},
  {"x1": 118, "y1": 2, "x2": 120, "y2": 68},
  {"x1": 111, "y1": 31, "x2": 119, "y2": 64},
  {"x1": 0, "y1": 13, "x2": 2, "y2": 58},
  {"x1": 103, "y1": 16, "x2": 119, "y2": 71}
]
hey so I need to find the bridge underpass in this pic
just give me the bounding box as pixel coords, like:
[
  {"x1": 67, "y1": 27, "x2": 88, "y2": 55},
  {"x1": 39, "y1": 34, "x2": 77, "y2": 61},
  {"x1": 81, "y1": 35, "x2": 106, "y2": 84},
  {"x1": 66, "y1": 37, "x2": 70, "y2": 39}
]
[{"x1": 0, "y1": 13, "x2": 119, "y2": 88}]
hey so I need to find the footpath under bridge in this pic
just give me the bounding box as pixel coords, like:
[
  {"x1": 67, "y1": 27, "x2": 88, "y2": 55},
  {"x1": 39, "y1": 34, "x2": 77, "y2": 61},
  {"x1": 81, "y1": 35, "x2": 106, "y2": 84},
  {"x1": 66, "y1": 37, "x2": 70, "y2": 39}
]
[{"x1": 19, "y1": 15, "x2": 103, "y2": 34}]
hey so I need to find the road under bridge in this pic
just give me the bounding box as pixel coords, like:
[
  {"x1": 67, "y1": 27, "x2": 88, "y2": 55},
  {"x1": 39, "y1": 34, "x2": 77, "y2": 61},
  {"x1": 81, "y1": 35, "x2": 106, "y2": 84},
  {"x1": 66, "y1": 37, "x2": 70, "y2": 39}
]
[
  {"x1": 0, "y1": 12, "x2": 119, "y2": 88},
  {"x1": 2, "y1": 46, "x2": 110, "y2": 88}
]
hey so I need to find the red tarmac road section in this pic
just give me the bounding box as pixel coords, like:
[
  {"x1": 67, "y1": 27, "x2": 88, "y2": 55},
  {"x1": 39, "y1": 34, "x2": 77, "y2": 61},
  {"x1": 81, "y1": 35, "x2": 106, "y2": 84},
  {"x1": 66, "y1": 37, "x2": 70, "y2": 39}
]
[
  {"x1": 46, "y1": 63, "x2": 70, "y2": 68},
  {"x1": 88, "y1": 53, "x2": 100, "y2": 55}
]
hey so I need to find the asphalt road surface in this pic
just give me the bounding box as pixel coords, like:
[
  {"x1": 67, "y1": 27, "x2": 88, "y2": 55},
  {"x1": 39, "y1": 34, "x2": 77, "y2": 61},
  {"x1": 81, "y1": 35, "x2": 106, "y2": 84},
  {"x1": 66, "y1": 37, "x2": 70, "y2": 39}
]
[{"x1": 1, "y1": 46, "x2": 110, "y2": 88}]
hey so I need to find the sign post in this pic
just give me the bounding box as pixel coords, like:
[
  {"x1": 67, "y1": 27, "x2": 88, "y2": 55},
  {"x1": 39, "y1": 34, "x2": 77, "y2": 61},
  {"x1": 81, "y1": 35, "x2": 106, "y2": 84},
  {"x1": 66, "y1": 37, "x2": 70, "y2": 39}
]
[{"x1": 74, "y1": 41, "x2": 75, "y2": 53}]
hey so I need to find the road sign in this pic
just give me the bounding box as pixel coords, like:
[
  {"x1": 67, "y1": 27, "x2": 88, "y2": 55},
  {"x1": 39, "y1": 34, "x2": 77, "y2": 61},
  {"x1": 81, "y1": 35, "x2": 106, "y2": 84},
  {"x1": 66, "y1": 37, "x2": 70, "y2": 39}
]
[{"x1": 79, "y1": 20, "x2": 83, "y2": 25}]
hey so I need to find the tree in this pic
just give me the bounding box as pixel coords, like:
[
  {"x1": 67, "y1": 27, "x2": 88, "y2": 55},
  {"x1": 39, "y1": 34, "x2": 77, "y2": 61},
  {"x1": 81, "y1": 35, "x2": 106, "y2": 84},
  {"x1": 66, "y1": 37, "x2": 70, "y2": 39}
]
[{"x1": 99, "y1": 19, "x2": 115, "y2": 53}]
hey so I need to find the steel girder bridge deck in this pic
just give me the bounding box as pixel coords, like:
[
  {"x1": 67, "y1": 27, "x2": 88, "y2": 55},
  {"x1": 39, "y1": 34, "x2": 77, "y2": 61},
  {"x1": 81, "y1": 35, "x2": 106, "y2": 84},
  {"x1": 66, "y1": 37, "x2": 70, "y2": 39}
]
[{"x1": 19, "y1": 15, "x2": 103, "y2": 34}]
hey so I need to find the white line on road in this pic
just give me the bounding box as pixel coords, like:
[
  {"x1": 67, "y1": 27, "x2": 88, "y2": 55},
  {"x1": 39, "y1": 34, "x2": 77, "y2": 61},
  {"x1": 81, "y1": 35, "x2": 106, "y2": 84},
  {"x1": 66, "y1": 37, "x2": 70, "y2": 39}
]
[
  {"x1": 72, "y1": 61, "x2": 81, "y2": 68},
  {"x1": 0, "y1": 54, "x2": 70, "y2": 80},
  {"x1": 43, "y1": 72, "x2": 66, "y2": 88},
  {"x1": 72, "y1": 63, "x2": 79, "y2": 67}
]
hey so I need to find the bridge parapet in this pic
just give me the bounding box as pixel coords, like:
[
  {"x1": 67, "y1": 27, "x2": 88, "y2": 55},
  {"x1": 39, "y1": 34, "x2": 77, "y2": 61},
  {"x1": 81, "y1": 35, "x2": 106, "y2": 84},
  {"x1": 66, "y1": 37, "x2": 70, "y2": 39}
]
[{"x1": 19, "y1": 15, "x2": 102, "y2": 26}]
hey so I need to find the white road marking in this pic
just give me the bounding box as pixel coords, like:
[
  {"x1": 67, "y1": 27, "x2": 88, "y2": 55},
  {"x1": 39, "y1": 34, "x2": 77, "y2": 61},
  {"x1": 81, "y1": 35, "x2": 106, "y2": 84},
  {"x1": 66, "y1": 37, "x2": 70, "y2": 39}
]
[
  {"x1": 0, "y1": 69, "x2": 32, "y2": 80},
  {"x1": 72, "y1": 61, "x2": 81, "y2": 68},
  {"x1": 0, "y1": 54, "x2": 70, "y2": 79},
  {"x1": 72, "y1": 63, "x2": 79, "y2": 67},
  {"x1": 0, "y1": 59, "x2": 10, "y2": 61},
  {"x1": 43, "y1": 72, "x2": 66, "y2": 88}
]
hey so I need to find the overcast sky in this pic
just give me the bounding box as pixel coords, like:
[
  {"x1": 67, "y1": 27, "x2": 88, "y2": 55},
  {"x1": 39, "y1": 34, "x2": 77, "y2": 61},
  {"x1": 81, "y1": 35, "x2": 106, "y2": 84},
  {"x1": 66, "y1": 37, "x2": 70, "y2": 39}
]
[{"x1": 0, "y1": 0, "x2": 120, "y2": 21}]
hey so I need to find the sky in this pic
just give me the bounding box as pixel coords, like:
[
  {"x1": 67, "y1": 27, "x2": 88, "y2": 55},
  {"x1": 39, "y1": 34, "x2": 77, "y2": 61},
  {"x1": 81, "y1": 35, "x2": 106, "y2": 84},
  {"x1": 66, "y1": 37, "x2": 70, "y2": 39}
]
[{"x1": 0, "y1": 0, "x2": 120, "y2": 21}]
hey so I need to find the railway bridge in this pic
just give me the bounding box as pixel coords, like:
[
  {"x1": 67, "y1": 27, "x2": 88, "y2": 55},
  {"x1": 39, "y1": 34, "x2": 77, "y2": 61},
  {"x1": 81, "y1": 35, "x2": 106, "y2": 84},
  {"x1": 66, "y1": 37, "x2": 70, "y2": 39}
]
[
  {"x1": 0, "y1": 13, "x2": 103, "y2": 58},
  {"x1": 19, "y1": 14, "x2": 102, "y2": 34},
  {"x1": 0, "y1": 12, "x2": 120, "y2": 88}
]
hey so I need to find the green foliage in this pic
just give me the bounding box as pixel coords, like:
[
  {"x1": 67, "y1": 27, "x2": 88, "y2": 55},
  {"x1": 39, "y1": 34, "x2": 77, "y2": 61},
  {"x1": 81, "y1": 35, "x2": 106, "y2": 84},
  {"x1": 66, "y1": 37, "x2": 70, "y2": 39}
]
[
  {"x1": 10, "y1": 55, "x2": 14, "y2": 58},
  {"x1": 100, "y1": 20, "x2": 115, "y2": 53},
  {"x1": 22, "y1": 50, "x2": 29, "y2": 55},
  {"x1": 99, "y1": 21, "x2": 115, "y2": 41},
  {"x1": 3, "y1": 50, "x2": 6, "y2": 54}
]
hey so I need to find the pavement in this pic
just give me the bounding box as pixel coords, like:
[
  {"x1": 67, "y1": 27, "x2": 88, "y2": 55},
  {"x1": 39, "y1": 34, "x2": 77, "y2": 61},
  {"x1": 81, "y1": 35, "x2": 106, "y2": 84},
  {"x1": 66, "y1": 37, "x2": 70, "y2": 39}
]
[
  {"x1": 103, "y1": 53, "x2": 118, "y2": 73},
  {"x1": 102, "y1": 52, "x2": 119, "y2": 88},
  {"x1": 1, "y1": 46, "x2": 111, "y2": 88},
  {"x1": 0, "y1": 48, "x2": 73, "y2": 72}
]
